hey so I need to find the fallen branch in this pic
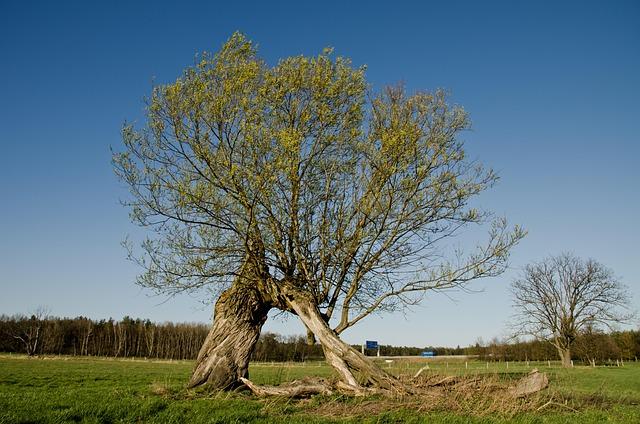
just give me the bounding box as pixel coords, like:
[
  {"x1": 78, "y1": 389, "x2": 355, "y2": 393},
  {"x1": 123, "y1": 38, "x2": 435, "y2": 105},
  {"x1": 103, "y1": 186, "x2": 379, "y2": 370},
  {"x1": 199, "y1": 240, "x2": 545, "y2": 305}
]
[
  {"x1": 335, "y1": 380, "x2": 391, "y2": 397},
  {"x1": 536, "y1": 400, "x2": 578, "y2": 413},
  {"x1": 413, "y1": 365, "x2": 429, "y2": 379},
  {"x1": 240, "y1": 377, "x2": 333, "y2": 398},
  {"x1": 429, "y1": 375, "x2": 458, "y2": 386}
]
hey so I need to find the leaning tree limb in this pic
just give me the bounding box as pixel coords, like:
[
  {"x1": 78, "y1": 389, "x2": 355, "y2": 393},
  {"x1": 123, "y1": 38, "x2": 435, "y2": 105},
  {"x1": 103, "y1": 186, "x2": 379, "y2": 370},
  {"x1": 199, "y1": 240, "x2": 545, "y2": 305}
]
[{"x1": 278, "y1": 283, "x2": 411, "y2": 394}]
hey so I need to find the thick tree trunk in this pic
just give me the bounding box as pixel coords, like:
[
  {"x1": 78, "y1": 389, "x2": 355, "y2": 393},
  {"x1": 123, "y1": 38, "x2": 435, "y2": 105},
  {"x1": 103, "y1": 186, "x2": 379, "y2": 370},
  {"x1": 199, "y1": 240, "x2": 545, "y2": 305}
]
[
  {"x1": 282, "y1": 287, "x2": 407, "y2": 393},
  {"x1": 188, "y1": 280, "x2": 271, "y2": 389},
  {"x1": 557, "y1": 346, "x2": 572, "y2": 368}
]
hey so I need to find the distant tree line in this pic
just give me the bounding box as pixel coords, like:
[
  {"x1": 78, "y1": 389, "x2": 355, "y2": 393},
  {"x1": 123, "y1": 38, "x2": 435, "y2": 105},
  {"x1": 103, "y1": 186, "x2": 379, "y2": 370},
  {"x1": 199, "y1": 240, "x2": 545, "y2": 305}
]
[
  {"x1": 253, "y1": 337, "x2": 467, "y2": 361},
  {"x1": 0, "y1": 313, "x2": 460, "y2": 361},
  {"x1": 0, "y1": 314, "x2": 207, "y2": 359},
  {"x1": 0, "y1": 313, "x2": 470, "y2": 361},
  {"x1": 472, "y1": 328, "x2": 640, "y2": 364},
  {"x1": 374, "y1": 344, "x2": 467, "y2": 356},
  {"x1": 252, "y1": 333, "x2": 324, "y2": 361},
  {"x1": 0, "y1": 315, "x2": 326, "y2": 361},
  {"x1": 1, "y1": 314, "x2": 638, "y2": 364}
]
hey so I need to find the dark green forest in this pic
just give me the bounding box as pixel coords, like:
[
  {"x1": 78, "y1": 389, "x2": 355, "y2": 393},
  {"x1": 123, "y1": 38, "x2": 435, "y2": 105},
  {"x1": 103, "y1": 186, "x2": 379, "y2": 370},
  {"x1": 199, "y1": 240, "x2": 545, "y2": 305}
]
[{"x1": 1, "y1": 314, "x2": 638, "y2": 363}]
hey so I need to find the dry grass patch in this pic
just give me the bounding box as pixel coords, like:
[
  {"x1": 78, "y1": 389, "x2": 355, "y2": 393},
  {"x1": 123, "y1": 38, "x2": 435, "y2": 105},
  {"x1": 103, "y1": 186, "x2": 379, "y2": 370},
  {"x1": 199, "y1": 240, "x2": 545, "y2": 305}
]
[{"x1": 255, "y1": 371, "x2": 556, "y2": 420}]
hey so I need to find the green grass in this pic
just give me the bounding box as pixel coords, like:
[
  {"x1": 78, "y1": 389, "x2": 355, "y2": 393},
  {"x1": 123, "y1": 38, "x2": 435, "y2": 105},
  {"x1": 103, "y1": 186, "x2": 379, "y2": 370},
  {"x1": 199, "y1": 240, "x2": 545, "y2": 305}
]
[{"x1": 0, "y1": 355, "x2": 638, "y2": 423}]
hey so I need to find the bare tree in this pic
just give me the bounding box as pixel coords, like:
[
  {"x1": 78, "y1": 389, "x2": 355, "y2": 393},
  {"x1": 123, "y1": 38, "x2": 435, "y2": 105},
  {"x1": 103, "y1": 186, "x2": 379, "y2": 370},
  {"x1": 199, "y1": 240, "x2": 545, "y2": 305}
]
[
  {"x1": 114, "y1": 32, "x2": 524, "y2": 391},
  {"x1": 511, "y1": 253, "x2": 633, "y2": 367},
  {"x1": 12, "y1": 306, "x2": 48, "y2": 356}
]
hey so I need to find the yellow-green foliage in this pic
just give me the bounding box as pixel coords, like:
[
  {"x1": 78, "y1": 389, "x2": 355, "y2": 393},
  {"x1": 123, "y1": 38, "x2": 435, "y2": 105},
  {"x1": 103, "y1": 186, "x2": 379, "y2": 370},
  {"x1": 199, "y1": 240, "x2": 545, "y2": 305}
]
[{"x1": 113, "y1": 33, "x2": 524, "y2": 326}]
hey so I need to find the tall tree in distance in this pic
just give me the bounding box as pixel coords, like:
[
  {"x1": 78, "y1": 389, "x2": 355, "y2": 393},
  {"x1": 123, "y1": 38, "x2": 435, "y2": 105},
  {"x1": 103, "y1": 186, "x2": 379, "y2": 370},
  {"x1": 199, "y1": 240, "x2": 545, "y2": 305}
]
[
  {"x1": 114, "y1": 32, "x2": 525, "y2": 392},
  {"x1": 511, "y1": 253, "x2": 633, "y2": 367}
]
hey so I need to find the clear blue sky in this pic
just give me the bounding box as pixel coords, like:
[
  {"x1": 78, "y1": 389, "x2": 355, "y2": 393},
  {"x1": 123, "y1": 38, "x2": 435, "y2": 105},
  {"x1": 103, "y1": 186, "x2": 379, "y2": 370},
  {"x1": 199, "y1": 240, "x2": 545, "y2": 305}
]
[{"x1": 1, "y1": 0, "x2": 638, "y2": 347}]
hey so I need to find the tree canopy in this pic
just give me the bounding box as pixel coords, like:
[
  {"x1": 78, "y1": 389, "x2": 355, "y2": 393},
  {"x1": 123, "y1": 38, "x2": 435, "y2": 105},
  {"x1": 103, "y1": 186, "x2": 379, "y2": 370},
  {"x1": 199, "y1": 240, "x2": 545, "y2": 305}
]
[{"x1": 114, "y1": 33, "x2": 524, "y2": 332}]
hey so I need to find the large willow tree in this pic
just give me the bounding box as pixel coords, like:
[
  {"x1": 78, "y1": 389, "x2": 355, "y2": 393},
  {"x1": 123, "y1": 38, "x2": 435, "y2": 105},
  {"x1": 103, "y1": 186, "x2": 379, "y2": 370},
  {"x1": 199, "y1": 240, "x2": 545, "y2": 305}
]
[{"x1": 114, "y1": 33, "x2": 525, "y2": 392}]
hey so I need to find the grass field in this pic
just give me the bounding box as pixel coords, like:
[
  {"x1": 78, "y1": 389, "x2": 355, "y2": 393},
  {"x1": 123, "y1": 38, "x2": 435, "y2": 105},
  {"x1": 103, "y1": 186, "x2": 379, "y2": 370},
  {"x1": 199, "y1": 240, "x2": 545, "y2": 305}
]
[{"x1": 0, "y1": 355, "x2": 638, "y2": 423}]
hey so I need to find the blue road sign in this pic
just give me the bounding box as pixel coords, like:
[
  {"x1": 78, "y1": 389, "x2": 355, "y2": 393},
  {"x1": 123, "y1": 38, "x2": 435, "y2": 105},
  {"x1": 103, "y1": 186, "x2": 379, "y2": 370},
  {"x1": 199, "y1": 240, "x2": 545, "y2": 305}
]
[{"x1": 365, "y1": 340, "x2": 378, "y2": 349}]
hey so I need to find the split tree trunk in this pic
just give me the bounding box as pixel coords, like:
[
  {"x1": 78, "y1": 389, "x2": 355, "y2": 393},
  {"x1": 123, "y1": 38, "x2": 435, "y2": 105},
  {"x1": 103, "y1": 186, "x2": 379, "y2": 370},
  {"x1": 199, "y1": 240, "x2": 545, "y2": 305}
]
[
  {"x1": 187, "y1": 264, "x2": 406, "y2": 393},
  {"x1": 188, "y1": 279, "x2": 271, "y2": 389}
]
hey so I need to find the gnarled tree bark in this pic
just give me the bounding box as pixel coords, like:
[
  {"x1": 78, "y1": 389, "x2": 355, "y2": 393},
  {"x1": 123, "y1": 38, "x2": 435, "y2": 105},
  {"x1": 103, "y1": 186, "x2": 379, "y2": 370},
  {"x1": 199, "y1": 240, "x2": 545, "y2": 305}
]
[
  {"x1": 556, "y1": 346, "x2": 572, "y2": 368},
  {"x1": 188, "y1": 264, "x2": 409, "y2": 393},
  {"x1": 280, "y1": 284, "x2": 408, "y2": 393},
  {"x1": 188, "y1": 275, "x2": 271, "y2": 389}
]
